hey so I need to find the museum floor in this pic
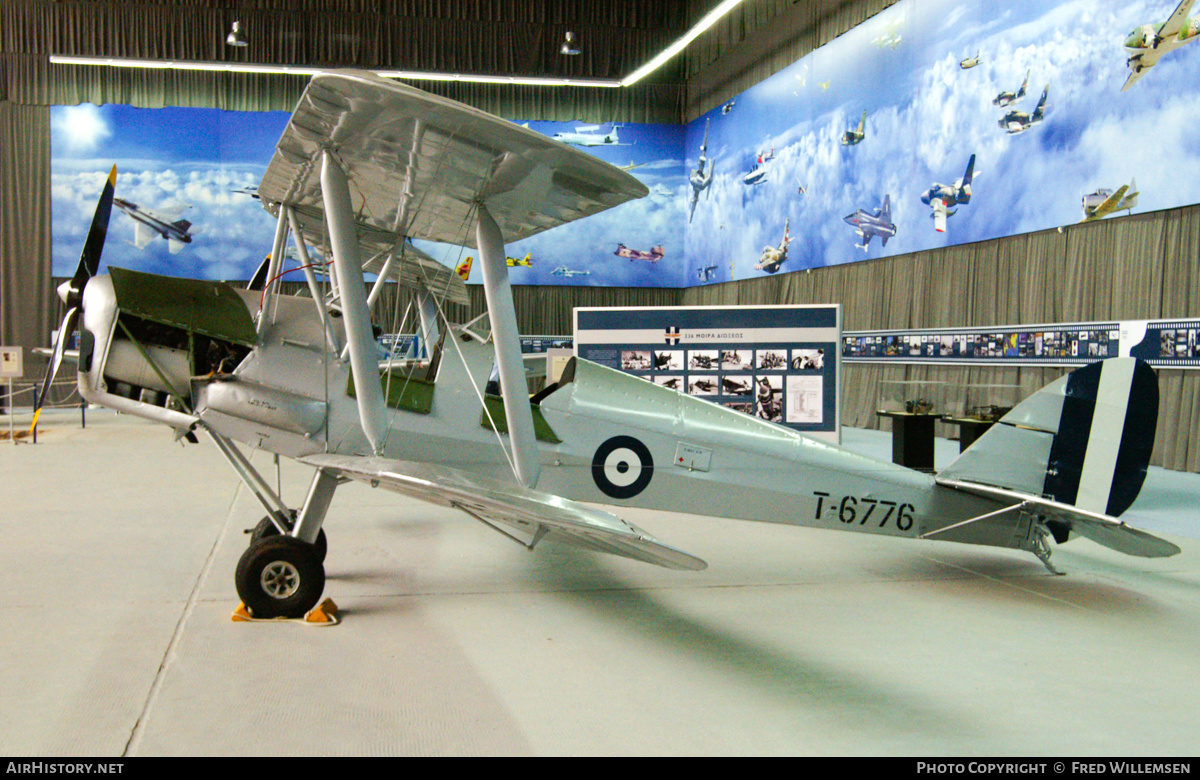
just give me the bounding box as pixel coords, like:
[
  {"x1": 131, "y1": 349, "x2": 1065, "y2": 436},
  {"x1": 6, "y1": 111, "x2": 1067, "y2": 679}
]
[{"x1": 3, "y1": 408, "x2": 1198, "y2": 756}]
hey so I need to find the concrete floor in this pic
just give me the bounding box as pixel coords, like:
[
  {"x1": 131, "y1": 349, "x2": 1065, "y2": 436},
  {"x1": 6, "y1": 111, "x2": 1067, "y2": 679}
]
[{"x1": 3, "y1": 408, "x2": 1199, "y2": 756}]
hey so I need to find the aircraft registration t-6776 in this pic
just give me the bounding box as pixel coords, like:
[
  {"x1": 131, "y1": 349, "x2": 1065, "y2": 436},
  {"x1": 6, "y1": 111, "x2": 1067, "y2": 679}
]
[{"x1": 40, "y1": 70, "x2": 1180, "y2": 620}]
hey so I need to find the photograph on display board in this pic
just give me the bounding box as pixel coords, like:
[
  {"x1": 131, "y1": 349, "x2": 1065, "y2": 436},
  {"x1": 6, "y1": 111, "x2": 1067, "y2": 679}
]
[
  {"x1": 689, "y1": 377, "x2": 719, "y2": 396},
  {"x1": 792, "y1": 349, "x2": 826, "y2": 370},
  {"x1": 621, "y1": 350, "x2": 652, "y2": 371},
  {"x1": 721, "y1": 374, "x2": 755, "y2": 397},
  {"x1": 654, "y1": 375, "x2": 683, "y2": 391},
  {"x1": 756, "y1": 349, "x2": 788, "y2": 370},
  {"x1": 653, "y1": 350, "x2": 684, "y2": 371},
  {"x1": 689, "y1": 350, "x2": 719, "y2": 370},
  {"x1": 720, "y1": 350, "x2": 752, "y2": 370},
  {"x1": 755, "y1": 375, "x2": 784, "y2": 422}
]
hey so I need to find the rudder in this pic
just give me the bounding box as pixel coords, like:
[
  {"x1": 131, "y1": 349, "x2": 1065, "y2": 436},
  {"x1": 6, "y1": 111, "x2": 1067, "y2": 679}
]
[{"x1": 939, "y1": 358, "x2": 1158, "y2": 518}]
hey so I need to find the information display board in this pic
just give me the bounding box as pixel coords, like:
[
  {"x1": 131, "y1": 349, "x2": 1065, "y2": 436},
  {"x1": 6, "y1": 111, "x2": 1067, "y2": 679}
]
[
  {"x1": 575, "y1": 305, "x2": 841, "y2": 443},
  {"x1": 843, "y1": 319, "x2": 1200, "y2": 369}
]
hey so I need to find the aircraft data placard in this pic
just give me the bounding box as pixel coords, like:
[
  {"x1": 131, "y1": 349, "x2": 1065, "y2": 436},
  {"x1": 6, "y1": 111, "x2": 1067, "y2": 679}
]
[{"x1": 574, "y1": 305, "x2": 841, "y2": 443}]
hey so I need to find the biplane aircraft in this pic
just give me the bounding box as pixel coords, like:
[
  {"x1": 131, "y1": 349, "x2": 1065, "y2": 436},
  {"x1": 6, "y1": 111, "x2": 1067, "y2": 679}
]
[{"x1": 38, "y1": 71, "x2": 1179, "y2": 620}]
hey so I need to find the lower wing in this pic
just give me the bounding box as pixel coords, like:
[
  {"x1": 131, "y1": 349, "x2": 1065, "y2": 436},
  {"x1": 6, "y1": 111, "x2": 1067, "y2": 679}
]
[{"x1": 300, "y1": 454, "x2": 707, "y2": 571}]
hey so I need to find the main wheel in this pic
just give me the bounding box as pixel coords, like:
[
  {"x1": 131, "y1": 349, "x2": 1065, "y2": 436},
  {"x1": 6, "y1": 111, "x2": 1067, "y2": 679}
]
[
  {"x1": 250, "y1": 516, "x2": 328, "y2": 562},
  {"x1": 235, "y1": 536, "x2": 325, "y2": 619}
]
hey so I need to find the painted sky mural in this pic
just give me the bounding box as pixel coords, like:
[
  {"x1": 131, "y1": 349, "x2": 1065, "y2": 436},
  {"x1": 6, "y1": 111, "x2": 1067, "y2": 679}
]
[
  {"x1": 51, "y1": 0, "x2": 1200, "y2": 290},
  {"x1": 685, "y1": 0, "x2": 1200, "y2": 284}
]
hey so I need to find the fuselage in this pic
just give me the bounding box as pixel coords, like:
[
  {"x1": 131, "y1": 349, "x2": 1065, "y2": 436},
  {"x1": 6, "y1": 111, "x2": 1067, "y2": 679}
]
[{"x1": 76, "y1": 274, "x2": 1019, "y2": 556}]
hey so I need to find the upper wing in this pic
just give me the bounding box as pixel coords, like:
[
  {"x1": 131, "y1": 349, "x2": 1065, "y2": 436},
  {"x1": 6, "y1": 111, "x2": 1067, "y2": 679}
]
[
  {"x1": 1161, "y1": 0, "x2": 1197, "y2": 40},
  {"x1": 258, "y1": 70, "x2": 647, "y2": 254},
  {"x1": 300, "y1": 454, "x2": 707, "y2": 571},
  {"x1": 936, "y1": 477, "x2": 1180, "y2": 558}
]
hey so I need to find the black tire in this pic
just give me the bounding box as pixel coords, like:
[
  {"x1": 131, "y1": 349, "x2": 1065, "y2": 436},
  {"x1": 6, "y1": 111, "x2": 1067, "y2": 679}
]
[
  {"x1": 251, "y1": 515, "x2": 328, "y2": 563},
  {"x1": 235, "y1": 536, "x2": 325, "y2": 619}
]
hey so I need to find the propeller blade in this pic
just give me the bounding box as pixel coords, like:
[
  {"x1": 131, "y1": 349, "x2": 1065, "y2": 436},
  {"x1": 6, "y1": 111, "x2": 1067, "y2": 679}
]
[
  {"x1": 68, "y1": 165, "x2": 117, "y2": 297},
  {"x1": 30, "y1": 307, "x2": 79, "y2": 433}
]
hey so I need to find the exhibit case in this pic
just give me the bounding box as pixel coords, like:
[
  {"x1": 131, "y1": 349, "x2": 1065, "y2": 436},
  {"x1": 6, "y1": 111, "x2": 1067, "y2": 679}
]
[
  {"x1": 877, "y1": 380, "x2": 946, "y2": 415},
  {"x1": 945, "y1": 383, "x2": 1022, "y2": 422}
]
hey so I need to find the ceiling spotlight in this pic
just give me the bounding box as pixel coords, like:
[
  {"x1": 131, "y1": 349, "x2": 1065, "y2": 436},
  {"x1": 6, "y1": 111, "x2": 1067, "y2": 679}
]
[
  {"x1": 226, "y1": 21, "x2": 248, "y2": 48},
  {"x1": 560, "y1": 31, "x2": 580, "y2": 56}
]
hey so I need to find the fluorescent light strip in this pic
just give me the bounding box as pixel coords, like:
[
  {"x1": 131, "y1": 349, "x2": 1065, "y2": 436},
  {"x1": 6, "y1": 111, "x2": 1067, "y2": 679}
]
[
  {"x1": 621, "y1": 0, "x2": 746, "y2": 86},
  {"x1": 49, "y1": 56, "x2": 623, "y2": 86},
  {"x1": 49, "y1": 0, "x2": 746, "y2": 88}
]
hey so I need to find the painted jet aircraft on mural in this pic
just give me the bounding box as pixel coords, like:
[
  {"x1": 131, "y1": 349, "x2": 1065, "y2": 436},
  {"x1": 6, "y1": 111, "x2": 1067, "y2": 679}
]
[
  {"x1": 614, "y1": 243, "x2": 665, "y2": 263},
  {"x1": 688, "y1": 118, "x2": 714, "y2": 223},
  {"x1": 999, "y1": 85, "x2": 1049, "y2": 134},
  {"x1": 843, "y1": 194, "x2": 897, "y2": 251},
  {"x1": 1081, "y1": 179, "x2": 1139, "y2": 222},
  {"x1": 921, "y1": 154, "x2": 976, "y2": 233},
  {"x1": 993, "y1": 69, "x2": 1030, "y2": 107},
  {"x1": 754, "y1": 218, "x2": 791, "y2": 273},
  {"x1": 113, "y1": 197, "x2": 193, "y2": 254},
  {"x1": 552, "y1": 124, "x2": 626, "y2": 146},
  {"x1": 37, "y1": 72, "x2": 1180, "y2": 623},
  {"x1": 743, "y1": 146, "x2": 775, "y2": 185},
  {"x1": 1123, "y1": 0, "x2": 1200, "y2": 91},
  {"x1": 841, "y1": 110, "x2": 867, "y2": 146}
]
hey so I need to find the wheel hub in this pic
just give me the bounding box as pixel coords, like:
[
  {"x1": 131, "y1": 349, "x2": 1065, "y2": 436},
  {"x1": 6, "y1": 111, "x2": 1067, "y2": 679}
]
[{"x1": 260, "y1": 560, "x2": 301, "y2": 599}]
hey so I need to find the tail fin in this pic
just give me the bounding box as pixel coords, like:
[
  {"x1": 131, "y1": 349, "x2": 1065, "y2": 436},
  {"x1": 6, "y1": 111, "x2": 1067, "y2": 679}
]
[
  {"x1": 455, "y1": 256, "x2": 473, "y2": 281},
  {"x1": 880, "y1": 193, "x2": 891, "y2": 222},
  {"x1": 1033, "y1": 86, "x2": 1049, "y2": 120},
  {"x1": 940, "y1": 358, "x2": 1157, "y2": 517}
]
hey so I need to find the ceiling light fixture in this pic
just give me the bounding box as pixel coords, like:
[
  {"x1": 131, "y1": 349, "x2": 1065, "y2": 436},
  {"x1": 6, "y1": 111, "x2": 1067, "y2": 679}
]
[
  {"x1": 52, "y1": 0, "x2": 746, "y2": 88},
  {"x1": 560, "y1": 31, "x2": 581, "y2": 56},
  {"x1": 226, "y1": 21, "x2": 248, "y2": 48}
]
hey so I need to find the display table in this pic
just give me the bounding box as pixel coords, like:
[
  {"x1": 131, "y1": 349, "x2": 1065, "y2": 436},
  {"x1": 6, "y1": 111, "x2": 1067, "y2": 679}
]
[
  {"x1": 941, "y1": 416, "x2": 998, "y2": 453},
  {"x1": 875, "y1": 410, "x2": 938, "y2": 473}
]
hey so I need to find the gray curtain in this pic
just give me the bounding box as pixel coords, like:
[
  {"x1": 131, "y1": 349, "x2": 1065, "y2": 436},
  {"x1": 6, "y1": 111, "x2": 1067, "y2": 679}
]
[
  {"x1": 0, "y1": 100, "x2": 51, "y2": 355},
  {"x1": 682, "y1": 206, "x2": 1200, "y2": 471}
]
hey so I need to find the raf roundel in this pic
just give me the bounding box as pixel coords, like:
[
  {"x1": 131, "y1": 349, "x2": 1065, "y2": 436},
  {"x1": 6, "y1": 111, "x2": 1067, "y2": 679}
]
[{"x1": 591, "y1": 436, "x2": 654, "y2": 499}]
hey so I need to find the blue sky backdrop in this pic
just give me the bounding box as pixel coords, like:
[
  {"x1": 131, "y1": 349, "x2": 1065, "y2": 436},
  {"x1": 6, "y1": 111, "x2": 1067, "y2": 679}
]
[{"x1": 52, "y1": 0, "x2": 1200, "y2": 289}]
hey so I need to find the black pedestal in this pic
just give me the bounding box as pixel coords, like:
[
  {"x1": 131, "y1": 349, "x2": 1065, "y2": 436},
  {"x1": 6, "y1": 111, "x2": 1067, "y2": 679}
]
[
  {"x1": 942, "y1": 417, "x2": 997, "y2": 453},
  {"x1": 876, "y1": 411, "x2": 938, "y2": 473}
]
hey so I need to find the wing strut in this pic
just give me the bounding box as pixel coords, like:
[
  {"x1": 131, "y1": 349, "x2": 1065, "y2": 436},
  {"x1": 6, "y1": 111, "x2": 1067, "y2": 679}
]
[
  {"x1": 322, "y1": 151, "x2": 389, "y2": 454},
  {"x1": 476, "y1": 204, "x2": 541, "y2": 489},
  {"x1": 285, "y1": 206, "x2": 339, "y2": 353}
]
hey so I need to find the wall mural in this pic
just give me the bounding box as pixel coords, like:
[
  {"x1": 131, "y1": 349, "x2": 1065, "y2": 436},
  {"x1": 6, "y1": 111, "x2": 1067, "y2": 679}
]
[
  {"x1": 51, "y1": 107, "x2": 687, "y2": 288},
  {"x1": 51, "y1": 0, "x2": 1200, "y2": 290},
  {"x1": 685, "y1": 0, "x2": 1200, "y2": 284}
]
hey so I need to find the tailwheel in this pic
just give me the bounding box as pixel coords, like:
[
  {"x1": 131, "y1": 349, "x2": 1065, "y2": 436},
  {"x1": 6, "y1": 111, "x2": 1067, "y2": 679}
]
[
  {"x1": 250, "y1": 515, "x2": 328, "y2": 563},
  {"x1": 236, "y1": 536, "x2": 326, "y2": 619}
]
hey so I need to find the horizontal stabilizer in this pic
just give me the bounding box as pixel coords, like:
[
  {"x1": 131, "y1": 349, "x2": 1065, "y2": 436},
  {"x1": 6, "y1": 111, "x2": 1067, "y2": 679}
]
[
  {"x1": 300, "y1": 454, "x2": 707, "y2": 571},
  {"x1": 936, "y1": 477, "x2": 1180, "y2": 558}
]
